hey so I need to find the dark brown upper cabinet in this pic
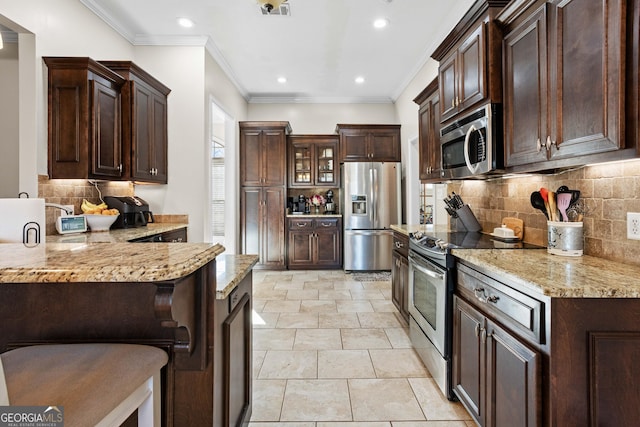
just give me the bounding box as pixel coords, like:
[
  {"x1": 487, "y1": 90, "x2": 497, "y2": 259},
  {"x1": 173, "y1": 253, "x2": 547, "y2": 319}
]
[
  {"x1": 336, "y1": 124, "x2": 401, "y2": 162},
  {"x1": 500, "y1": 0, "x2": 630, "y2": 171},
  {"x1": 414, "y1": 78, "x2": 442, "y2": 182},
  {"x1": 431, "y1": 0, "x2": 509, "y2": 124},
  {"x1": 100, "y1": 61, "x2": 171, "y2": 184},
  {"x1": 288, "y1": 135, "x2": 340, "y2": 188},
  {"x1": 44, "y1": 57, "x2": 126, "y2": 180},
  {"x1": 240, "y1": 122, "x2": 291, "y2": 187}
]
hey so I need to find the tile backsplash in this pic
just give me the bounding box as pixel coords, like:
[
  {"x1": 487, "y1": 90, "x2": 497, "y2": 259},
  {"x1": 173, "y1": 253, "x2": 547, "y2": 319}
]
[
  {"x1": 38, "y1": 175, "x2": 133, "y2": 235},
  {"x1": 446, "y1": 159, "x2": 640, "y2": 266}
]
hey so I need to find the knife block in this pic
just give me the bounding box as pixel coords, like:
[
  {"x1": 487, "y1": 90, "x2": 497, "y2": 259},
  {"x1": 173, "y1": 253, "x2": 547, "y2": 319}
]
[{"x1": 457, "y1": 205, "x2": 482, "y2": 232}]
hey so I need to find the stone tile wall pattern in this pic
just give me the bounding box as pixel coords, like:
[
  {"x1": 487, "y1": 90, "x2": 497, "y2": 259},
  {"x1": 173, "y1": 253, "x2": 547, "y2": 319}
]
[
  {"x1": 446, "y1": 159, "x2": 640, "y2": 266},
  {"x1": 38, "y1": 175, "x2": 133, "y2": 235}
]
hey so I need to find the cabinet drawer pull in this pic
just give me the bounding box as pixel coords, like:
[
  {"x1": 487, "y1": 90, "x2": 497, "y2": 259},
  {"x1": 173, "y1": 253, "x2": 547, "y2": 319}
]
[
  {"x1": 296, "y1": 223, "x2": 307, "y2": 227},
  {"x1": 395, "y1": 241, "x2": 404, "y2": 248},
  {"x1": 474, "y1": 287, "x2": 499, "y2": 304},
  {"x1": 319, "y1": 222, "x2": 333, "y2": 227}
]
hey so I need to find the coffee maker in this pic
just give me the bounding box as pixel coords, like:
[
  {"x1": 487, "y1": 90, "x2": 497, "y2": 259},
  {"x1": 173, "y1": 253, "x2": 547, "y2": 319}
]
[
  {"x1": 104, "y1": 196, "x2": 154, "y2": 228},
  {"x1": 324, "y1": 190, "x2": 336, "y2": 214}
]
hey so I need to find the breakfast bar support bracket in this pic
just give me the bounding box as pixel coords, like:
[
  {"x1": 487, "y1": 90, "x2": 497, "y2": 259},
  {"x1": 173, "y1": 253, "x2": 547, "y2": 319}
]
[{"x1": 154, "y1": 270, "x2": 208, "y2": 370}]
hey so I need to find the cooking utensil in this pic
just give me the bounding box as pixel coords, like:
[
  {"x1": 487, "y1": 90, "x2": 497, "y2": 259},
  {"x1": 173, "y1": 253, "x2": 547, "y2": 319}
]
[
  {"x1": 557, "y1": 193, "x2": 572, "y2": 222},
  {"x1": 530, "y1": 192, "x2": 548, "y2": 219},
  {"x1": 556, "y1": 185, "x2": 569, "y2": 193},
  {"x1": 548, "y1": 191, "x2": 557, "y2": 222},
  {"x1": 539, "y1": 188, "x2": 551, "y2": 221}
]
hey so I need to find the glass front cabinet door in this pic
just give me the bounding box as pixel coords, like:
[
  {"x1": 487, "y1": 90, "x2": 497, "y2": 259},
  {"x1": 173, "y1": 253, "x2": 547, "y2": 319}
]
[{"x1": 289, "y1": 135, "x2": 339, "y2": 187}]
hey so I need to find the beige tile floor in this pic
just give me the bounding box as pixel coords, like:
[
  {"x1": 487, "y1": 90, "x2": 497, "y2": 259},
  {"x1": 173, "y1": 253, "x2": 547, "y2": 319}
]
[{"x1": 249, "y1": 269, "x2": 475, "y2": 427}]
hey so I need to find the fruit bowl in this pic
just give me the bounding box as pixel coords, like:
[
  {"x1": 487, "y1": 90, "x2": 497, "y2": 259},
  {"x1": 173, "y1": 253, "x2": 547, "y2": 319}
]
[{"x1": 83, "y1": 214, "x2": 119, "y2": 232}]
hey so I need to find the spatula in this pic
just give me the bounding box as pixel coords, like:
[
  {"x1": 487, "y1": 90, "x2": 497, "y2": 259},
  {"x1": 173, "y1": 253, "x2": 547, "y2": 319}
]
[
  {"x1": 540, "y1": 188, "x2": 551, "y2": 221},
  {"x1": 557, "y1": 192, "x2": 572, "y2": 222}
]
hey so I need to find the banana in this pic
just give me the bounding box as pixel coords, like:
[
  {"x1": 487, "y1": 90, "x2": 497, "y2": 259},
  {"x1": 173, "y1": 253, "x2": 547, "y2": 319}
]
[{"x1": 81, "y1": 199, "x2": 110, "y2": 214}]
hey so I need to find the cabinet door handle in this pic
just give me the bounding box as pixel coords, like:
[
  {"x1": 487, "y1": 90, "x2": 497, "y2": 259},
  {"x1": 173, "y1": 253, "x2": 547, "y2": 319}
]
[
  {"x1": 474, "y1": 287, "x2": 499, "y2": 304},
  {"x1": 481, "y1": 328, "x2": 488, "y2": 344},
  {"x1": 536, "y1": 138, "x2": 542, "y2": 152},
  {"x1": 546, "y1": 136, "x2": 558, "y2": 151},
  {"x1": 474, "y1": 323, "x2": 480, "y2": 337}
]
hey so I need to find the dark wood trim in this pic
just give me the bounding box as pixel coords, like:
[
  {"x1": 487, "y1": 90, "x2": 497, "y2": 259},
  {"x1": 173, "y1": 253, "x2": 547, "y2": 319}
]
[
  {"x1": 431, "y1": 0, "x2": 510, "y2": 60},
  {"x1": 413, "y1": 77, "x2": 439, "y2": 105}
]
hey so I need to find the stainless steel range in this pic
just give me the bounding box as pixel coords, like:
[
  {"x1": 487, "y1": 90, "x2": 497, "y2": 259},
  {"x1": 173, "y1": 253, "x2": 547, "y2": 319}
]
[{"x1": 407, "y1": 229, "x2": 540, "y2": 400}]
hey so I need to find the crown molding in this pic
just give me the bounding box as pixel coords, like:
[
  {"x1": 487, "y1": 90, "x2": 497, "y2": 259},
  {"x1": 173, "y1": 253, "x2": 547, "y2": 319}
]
[{"x1": 248, "y1": 95, "x2": 394, "y2": 104}]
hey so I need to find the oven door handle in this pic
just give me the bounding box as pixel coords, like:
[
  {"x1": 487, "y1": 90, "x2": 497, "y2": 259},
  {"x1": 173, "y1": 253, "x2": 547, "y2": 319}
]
[
  {"x1": 464, "y1": 124, "x2": 481, "y2": 175},
  {"x1": 409, "y1": 254, "x2": 445, "y2": 281}
]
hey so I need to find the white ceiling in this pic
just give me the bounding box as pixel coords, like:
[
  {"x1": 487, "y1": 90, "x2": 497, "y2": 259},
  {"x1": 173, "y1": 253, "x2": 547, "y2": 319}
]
[{"x1": 80, "y1": 0, "x2": 475, "y2": 103}]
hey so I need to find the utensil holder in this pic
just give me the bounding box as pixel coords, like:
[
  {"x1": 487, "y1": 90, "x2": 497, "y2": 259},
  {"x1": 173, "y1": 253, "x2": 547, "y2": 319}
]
[
  {"x1": 457, "y1": 204, "x2": 482, "y2": 232},
  {"x1": 547, "y1": 221, "x2": 583, "y2": 256}
]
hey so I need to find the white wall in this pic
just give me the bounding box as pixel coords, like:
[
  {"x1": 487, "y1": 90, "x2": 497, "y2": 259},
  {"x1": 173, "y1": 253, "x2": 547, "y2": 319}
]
[
  {"x1": 0, "y1": 41, "x2": 19, "y2": 197},
  {"x1": 248, "y1": 103, "x2": 397, "y2": 134},
  {"x1": 204, "y1": 51, "x2": 250, "y2": 251}
]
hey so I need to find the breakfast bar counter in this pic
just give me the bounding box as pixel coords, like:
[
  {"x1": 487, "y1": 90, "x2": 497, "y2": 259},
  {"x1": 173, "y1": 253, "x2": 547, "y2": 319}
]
[{"x1": 0, "y1": 241, "x2": 258, "y2": 426}]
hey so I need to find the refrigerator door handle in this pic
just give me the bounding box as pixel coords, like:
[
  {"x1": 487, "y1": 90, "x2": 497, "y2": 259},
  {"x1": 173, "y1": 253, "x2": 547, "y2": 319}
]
[{"x1": 369, "y1": 166, "x2": 375, "y2": 225}]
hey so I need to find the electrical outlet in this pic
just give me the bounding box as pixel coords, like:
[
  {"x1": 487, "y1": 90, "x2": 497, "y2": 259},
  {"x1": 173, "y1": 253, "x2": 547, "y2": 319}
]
[
  {"x1": 627, "y1": 212, "x2": 640, "y2": 240},
  {"x1": 62, "y1": 205, "x2": 74, "y2": 216}
]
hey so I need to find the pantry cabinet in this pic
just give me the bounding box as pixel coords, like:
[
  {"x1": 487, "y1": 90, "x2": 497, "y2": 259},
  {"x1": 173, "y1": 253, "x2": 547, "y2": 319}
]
[
  {"x1": 287, "y1": 217, "x2": 342, "y2": 269},
  {"x1": 240, "y1": 122, "x2": 290, "y2": 187},
  {"x1": 241, "y1": 187, "x2": 286, "y2": 270},
  {"x1": 288, "y1": 135, "x2": 340, "y2": 188},
  {"x1": 240, "y1": 122, "x2": 291, "y2": 270},
  {"x1": 431, "y1": 0, "x2": 508, "y2": 123},
  {"x1": 44, "y1": 57, "x2": 126, "y2": 180},
  {"x1": 501, "y1": 0, "x2": 628, "y2": 170},
  {"x1": 336, "y1": 124, "x2": 401, "y2": 162},
  {"x1": 100, "y1": 61, "x2": 171, "y2": 184},
  {"x1": 414, "y1": 78, "x2": 442, "y2": 182}
]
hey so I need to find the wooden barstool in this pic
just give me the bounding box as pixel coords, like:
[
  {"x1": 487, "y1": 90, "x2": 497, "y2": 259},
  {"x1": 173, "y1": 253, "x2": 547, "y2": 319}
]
[{"x1": 0, "y1": 343, "x2": 167, "y2": 427}]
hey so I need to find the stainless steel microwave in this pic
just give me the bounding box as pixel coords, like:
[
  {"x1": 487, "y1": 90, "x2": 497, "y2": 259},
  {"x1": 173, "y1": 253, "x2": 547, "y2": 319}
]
[{"x1": 440, "y1": 103, "x2": 503, "y2": 179}]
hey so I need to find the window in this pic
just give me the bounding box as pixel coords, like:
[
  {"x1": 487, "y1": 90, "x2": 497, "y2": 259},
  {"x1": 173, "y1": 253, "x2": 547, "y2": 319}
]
[{"x1": 208, "y1": 101, "x2": 234, "y2": 249}]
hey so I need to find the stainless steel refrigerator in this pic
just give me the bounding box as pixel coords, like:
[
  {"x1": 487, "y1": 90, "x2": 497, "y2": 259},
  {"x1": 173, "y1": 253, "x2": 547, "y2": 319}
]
[{"x1": 342, "y1": 162, "x2": 402, "y2": 271}]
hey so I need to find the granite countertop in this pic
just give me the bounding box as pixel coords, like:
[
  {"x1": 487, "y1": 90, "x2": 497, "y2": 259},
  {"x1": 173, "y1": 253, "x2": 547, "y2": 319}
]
[
  {"x1": 46, "y1": 223, "x2": 188, "y2": 244},
  {"x1": 453, "y1": 249, "x2": 640, "y2": 298},
  {"x1": 215, "y1": 254, "x2": 259, "y2": 299},
  {"x1": 0, "y1": 242, "x2": 225, "y2": 283}
]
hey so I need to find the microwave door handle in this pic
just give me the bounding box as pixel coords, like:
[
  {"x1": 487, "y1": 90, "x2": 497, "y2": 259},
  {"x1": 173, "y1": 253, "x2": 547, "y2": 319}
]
[{"x1": 464, "y1": 124, "x2": 481, "y2": 174}]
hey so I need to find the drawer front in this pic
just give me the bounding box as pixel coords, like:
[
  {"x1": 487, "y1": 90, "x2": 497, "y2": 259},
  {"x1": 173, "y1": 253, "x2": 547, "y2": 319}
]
[
  {"x1": 457, "y1": 263, "x2": 543, "y2": 344},
  {"x1": 393, "y1": 232, "x2": 409, "y2": 258},
  {"x1": 314, "y1": 218, "x2": 340, "y2": 229},
  {"x1": 288, "y1": 218, "x2": 314, "y2": 230}
]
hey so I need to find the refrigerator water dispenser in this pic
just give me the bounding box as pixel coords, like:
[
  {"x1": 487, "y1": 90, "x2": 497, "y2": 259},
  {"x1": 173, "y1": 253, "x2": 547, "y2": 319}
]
[{"x1": 351, "y1": 195, "x2": 367, "y2": 214}]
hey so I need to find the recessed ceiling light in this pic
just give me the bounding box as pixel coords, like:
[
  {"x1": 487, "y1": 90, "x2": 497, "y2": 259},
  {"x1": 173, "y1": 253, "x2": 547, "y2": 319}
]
[
  {"x1": 373, "y1": 18, "x2": 389, "y2": 29},
  {"x1": 177, "y1": 17, "x2": 194, "y2": 28},
  {"x1": 355, "y1": 76, "x2": 365, "y2": 84},
  {"x1": 277, "y1": 77, "x2": 287, "y2": 84}
]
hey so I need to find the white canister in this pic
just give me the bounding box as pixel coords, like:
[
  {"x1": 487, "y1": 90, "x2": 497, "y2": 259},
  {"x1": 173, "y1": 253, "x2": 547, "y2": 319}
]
[{"x1": 547, "y1": 221, "x2": 583, "y2": 256}]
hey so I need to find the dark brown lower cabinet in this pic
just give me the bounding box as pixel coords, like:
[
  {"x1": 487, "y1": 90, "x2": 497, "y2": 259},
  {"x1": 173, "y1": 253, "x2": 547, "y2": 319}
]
[
  {"x1": 453, "y1": 296, "x2": 540, "y2": 427},
  {"x1": 391, "y1": 231, "x2": 409, "y2": 323},
  {"x1": 287, "y1": 217, "x2": 342, "y2": 269},
  {"x1": 455, "y1": 259, "x2": 640, "y2": 426},
  {"x1": 214, "y1": 272, "x2": 253, "y2": 427},
  {"x1": 241, "y1": 187, "x2": 286, "y2": 270}
]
